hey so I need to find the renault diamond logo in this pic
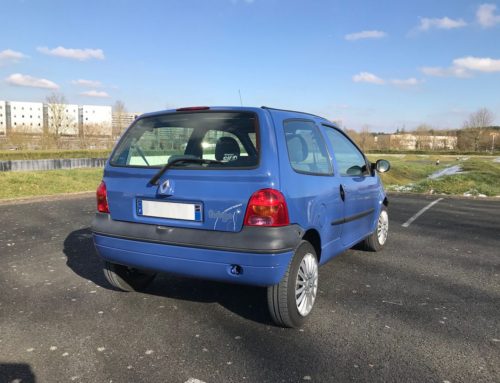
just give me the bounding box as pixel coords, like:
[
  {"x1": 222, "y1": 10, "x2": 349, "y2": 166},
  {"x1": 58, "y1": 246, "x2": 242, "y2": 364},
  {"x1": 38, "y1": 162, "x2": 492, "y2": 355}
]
[{"x1": 159, "y1": 179, "x2": 174, "y2": 195}]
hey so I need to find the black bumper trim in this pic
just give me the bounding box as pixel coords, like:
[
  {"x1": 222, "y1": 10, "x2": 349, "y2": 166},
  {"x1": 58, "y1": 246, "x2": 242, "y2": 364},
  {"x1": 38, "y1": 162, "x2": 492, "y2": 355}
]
[{"x1": 91, "y1": 213, "x2": 304, "y2": 254}]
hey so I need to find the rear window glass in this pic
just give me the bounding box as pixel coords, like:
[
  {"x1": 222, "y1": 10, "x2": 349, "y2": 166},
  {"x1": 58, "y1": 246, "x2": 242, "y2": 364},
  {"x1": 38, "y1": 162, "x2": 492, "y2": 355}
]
[{"x1": 110, "y1": 112, "x2": 259, "y2": 168}]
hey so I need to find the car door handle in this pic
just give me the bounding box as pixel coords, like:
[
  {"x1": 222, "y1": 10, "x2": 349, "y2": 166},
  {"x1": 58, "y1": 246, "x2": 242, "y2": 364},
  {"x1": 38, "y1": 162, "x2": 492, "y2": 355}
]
[{"x1": 339, "y1": 184, "x2": 345, "y2": 201}]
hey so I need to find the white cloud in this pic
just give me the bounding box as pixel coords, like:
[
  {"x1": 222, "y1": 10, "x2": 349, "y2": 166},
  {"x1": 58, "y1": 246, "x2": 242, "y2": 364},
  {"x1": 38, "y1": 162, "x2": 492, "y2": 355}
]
[
  {"x1": 5, "y1": 73, "x2": 59, "y2": 89},
  {"x1": 353, "y1": 72, "x2": 385, "y2": 84},
  {"x1": 0, "y1": 49, "x2": 28, "y2": 65},
  {"x1": 390, "y1": 78, "x2": 421, "y2": 87},
  {"x1": 477, "y1": 3, "x2": 500, "y2": 27},
  {"x1": 421, "y1": 56, "x2": 500, "y2": 78},
  {"x1": 345, "y1": 30, "x2": 387, "y2": 41},
  {"x1": 353, "y1": 72, "x2": 423, "y2": 88},
  {"x1": 418, "y1": 17, "x2": 467, "y2": 31},
  {"x1": 72, "y1": 79, "x2": 102, "y2": 87},
  {"x1": 80, "y1": 90, "x2": 110, "y2": 98},
  {"x1": 420, "y1": 66, "x2": 470, "y2": 78},
  {"x1": 37, "y1": 46, "x2": 105, "y2": 61},
  {"x1": 453, "y1": 56, "x2": 500, "y2": 72}
]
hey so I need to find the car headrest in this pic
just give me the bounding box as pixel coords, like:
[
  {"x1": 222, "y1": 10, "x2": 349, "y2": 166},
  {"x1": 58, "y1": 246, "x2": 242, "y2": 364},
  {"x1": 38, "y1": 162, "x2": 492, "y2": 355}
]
[
  {"x1": 286, "y1": 134, "x2": 308, "y2": 163},
  {"x1": 215, "y1": 136, "x2": 241, "y2": 162}
]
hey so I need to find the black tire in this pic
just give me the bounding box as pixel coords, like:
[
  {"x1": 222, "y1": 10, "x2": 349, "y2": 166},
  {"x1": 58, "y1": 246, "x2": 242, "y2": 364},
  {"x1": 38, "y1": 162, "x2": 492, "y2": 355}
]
[
  {"x1": 103, "y1": 261, "x2": 156, "y2": 292},
  {"x1": 267, "y1": 241, "x2": 318, "y2": 328},
  {"x1": 362, "y1": 206, "x2": 389, "y2": 252}
]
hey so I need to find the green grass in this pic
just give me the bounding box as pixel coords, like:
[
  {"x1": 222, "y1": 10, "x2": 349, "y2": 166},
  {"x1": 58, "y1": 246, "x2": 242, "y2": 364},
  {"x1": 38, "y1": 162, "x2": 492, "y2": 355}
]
[
  {"x1": 0, "y1": 168, "x2": 103, "y2": 200},
  {"x1": 0, "y1": 149, "x2": 111, "y2": 161},
  {"x1": 369, "y1": 154, "x2": 500, "y2": 196}
]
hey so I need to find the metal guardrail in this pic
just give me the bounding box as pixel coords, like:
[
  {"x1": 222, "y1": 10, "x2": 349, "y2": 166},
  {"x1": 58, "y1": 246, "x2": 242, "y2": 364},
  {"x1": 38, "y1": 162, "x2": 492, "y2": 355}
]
[{"x1": 0, "y1": 158, "x2": 107, "y2": 172}]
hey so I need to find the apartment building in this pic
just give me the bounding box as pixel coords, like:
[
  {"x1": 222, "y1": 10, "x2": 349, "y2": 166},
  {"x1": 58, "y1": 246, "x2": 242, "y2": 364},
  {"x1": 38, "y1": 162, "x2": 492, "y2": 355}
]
[
  {"x1": 80, "y1": 105, "x2": 112, "y2": 136},
  {"x1": 0, "y1": 100, "x2": 113, "y2": 136},
  {"x1": 0, "y1": 101, "x2": 6, "y2": 135},
  {"x1": 9, "y1": 101, "x2": 44, "y2": 134}
]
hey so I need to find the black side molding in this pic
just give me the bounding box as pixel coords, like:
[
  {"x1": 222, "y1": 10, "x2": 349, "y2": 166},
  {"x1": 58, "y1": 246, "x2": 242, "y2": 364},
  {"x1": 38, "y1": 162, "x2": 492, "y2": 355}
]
[{"x1": 331, "y1": 208, "x2": 375, "y2": 226}]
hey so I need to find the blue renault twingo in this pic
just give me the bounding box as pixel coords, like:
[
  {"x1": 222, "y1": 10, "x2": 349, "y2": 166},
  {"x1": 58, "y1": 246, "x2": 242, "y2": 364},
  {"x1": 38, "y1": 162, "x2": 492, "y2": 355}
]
[{"x1": 92, "y1": 106, "x2": 390, "y2": 327}]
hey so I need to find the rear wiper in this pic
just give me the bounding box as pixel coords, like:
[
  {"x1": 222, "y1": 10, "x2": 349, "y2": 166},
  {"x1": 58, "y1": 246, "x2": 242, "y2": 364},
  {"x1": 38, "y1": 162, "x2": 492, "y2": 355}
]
[
  {"x1": 133, "y1": 143, "x2": 150, "y2": 166},
  {"x1": 149, "y1": 158, "x2": 224, "y2": 185}
]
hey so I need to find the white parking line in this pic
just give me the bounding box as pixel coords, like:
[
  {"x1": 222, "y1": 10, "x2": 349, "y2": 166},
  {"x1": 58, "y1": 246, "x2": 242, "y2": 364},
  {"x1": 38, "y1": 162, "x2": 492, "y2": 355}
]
[{"x1": 402, "y1": 198, "x2": 444, "y2": 228}]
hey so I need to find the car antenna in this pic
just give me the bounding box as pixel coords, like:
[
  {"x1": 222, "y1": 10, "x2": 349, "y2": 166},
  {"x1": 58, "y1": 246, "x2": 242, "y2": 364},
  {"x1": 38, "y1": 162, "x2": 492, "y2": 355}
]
[{"x1": 238, "y1": 89, "x2": 243, "y2": 106}]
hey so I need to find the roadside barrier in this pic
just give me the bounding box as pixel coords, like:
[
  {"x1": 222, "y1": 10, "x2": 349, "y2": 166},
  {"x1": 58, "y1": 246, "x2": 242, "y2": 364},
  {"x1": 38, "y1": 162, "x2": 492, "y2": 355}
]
[{"x1": 0, "y1": 158, "x2": 107, "y2": 172}]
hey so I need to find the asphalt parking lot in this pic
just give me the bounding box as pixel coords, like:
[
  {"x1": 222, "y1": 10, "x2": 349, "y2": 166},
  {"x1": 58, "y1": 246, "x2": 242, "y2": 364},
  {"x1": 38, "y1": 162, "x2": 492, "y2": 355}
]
[{"x1": 0, "y1": 193, "x2": 499, "y2": 383}]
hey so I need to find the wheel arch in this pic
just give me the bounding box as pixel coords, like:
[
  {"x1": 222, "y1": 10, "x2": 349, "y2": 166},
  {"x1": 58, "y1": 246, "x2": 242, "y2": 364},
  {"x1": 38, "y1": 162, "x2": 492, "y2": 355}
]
[{"x1": 302, "y1": 228, "x2": 322, "y2": 263}]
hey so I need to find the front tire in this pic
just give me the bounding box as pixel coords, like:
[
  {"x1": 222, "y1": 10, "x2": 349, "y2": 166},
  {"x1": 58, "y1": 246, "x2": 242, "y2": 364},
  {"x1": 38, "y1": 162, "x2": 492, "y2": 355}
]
[
  {"x1": 103, "y1": 261, "x2": 156, "y2": 292},
  {"x1": 267, "y1": 241, "x2": 318, "y2": 328},
  {"x1": 362, "y1": 206, "x2": 389, "y2": 251}
]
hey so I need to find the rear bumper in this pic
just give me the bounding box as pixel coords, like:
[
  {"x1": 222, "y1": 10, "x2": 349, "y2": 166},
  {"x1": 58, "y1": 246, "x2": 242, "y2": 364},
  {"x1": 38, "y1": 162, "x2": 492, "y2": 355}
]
[{"x1": 91, "y1": 213, "x2": 303, "y2": 286}]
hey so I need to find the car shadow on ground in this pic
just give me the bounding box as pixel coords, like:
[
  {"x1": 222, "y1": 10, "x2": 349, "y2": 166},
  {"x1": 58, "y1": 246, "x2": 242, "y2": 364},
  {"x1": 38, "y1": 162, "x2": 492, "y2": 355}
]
[
  {"x1": 63, "y1": 227, "x2": 273, "y2": 325},
  {"x1": 0, "y1": 363, "x2": 36, "y2": 383}
]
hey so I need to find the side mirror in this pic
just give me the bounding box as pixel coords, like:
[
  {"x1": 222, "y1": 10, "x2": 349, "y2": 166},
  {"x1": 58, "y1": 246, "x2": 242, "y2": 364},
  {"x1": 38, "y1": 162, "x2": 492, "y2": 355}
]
[{"x1": 374, "y1": 159, "x2": 390, "y2": 173}]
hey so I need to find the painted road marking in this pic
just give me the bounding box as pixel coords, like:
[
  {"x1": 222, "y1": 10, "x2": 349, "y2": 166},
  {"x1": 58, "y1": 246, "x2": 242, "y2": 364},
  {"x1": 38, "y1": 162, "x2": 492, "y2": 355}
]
[{"x1": 402, "y1": 198, "x2": 444, "y2": 228}]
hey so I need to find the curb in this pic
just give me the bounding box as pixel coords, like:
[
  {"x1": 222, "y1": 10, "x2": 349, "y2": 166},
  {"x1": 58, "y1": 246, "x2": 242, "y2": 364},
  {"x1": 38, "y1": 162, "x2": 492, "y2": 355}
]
[{"x1": 0, "y1": 191, "x2": 95, "y2": 206}]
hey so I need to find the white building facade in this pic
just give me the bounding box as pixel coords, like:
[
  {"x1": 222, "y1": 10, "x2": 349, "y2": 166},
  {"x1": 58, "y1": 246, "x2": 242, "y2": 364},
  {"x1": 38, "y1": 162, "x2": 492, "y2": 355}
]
[
  {"x1": 9, "y1": 101, "x2": 44, "y2": 134},
  {"x1": 80, "y1": 105, "x2": 112, "y2": 136},
  {"x1": 0, "y1": 101, "x2": 6, "y2": 135},
  {"x1": 0, "y1": 101, "x2": 113, "y2": 136}
]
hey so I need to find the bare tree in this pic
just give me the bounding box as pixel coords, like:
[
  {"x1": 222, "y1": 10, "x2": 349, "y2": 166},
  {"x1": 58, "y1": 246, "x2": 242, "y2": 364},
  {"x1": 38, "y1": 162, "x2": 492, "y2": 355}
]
[
  {"x1": 358, "y1": 125, "x2": 375, "y2": 151},
  {"x1": 414, "y1": 124, "x2": 432, "y2": 150},
  {"x1": 45, "y1": 93, "x2": 75, "y2": 142},
  {"x1": 113, "y1": 100, "x2": 127, "y2": 137},
  {"x1": 463, "y1": 108, "x2": 495, "y2": 151}
]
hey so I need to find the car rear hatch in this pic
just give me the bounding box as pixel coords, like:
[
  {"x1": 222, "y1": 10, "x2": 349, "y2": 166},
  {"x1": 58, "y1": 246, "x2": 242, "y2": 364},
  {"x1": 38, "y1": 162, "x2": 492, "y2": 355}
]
[{"x1": 104, "y1": 108, "x2": 277, "y2": 233}]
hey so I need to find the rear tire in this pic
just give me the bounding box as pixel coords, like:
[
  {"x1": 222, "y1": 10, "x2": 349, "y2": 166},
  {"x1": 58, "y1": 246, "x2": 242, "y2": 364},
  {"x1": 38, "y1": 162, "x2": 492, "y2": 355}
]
[
  {"x1": 362, "y1": 206, "x2": 389, "y2": 252},
  {"x1": 103, "y1": 261, "x2": 156, "y2": 292},
  {"x1": 267, "y1": 241, "x2": 318, "y2": 328}
]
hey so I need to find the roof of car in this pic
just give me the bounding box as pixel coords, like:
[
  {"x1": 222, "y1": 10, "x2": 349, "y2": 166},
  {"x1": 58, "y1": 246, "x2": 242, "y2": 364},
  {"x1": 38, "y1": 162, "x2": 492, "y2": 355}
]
[{"x1": 137, "y1": 106, "x2": 335, "y2": 126}]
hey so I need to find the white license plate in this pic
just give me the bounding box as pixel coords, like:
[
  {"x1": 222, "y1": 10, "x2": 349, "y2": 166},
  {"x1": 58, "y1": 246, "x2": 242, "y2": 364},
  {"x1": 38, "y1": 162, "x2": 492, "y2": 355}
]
[{"x1": 137, "y1": 200, "x2": 202, "y2": 221}]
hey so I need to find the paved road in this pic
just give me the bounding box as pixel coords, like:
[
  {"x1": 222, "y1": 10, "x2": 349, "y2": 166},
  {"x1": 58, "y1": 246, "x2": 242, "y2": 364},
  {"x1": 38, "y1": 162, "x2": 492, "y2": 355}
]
[{"x1": 0, "y1": 194, "x2": 499, "y2": 383}]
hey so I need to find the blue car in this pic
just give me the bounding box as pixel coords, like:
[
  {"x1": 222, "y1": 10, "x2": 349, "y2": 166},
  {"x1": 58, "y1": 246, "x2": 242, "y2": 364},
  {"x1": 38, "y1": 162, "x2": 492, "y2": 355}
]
[{"x1": 92, "y1": 106, "x2": 390, "y2": 327}]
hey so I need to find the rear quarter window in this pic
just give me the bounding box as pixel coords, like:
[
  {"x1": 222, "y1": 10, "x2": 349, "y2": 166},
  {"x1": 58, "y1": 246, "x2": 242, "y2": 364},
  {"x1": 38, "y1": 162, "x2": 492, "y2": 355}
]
[{"x1": 283, "y1": 120, "x2": 332, "y2": 175}]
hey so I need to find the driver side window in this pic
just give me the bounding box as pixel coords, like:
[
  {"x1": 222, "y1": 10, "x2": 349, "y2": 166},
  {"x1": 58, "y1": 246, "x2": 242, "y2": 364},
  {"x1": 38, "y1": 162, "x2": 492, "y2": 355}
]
[{"x1": 323, "y1": 126, "x2": 368, "y2": 177}]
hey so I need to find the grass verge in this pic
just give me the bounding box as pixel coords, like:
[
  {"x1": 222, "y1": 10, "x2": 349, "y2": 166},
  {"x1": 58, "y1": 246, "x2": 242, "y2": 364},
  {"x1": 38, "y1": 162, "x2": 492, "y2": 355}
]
[
  {"x1": 370, "y1": 154, "x2": 500, "y2": 196},
  {"x1": 0, "y1": 154, "x2": 498, "y2": 200},
  {"x1": 0, "y1": 168, "x2": 103, "y2": 200}
]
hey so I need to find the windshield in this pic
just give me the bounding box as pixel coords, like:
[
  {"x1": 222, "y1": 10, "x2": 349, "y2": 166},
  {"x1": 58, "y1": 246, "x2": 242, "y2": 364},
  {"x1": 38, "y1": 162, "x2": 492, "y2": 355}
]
[{"x1": 110, "y1": 111, "x2": 259, "y2": 168}]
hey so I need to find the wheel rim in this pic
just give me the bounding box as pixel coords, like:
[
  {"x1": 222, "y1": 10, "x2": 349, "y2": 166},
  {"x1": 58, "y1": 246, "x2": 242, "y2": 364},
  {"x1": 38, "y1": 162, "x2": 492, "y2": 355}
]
[
  {"x1": 295, "y1": 253, "x2": 318, "y2": 317},
  {"x1": 377, "y1": 210, "x2": 389, "y2": 245}
]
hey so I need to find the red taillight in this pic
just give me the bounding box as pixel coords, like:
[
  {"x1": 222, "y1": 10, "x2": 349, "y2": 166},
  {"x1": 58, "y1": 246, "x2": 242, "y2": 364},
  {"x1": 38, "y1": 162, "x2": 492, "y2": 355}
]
[
  {"x1": 96, "y1": 181, "x2": 110, "y2": 213},
  {"x1": 244, "y1": 189, "x2": 289, "y2": 227}
]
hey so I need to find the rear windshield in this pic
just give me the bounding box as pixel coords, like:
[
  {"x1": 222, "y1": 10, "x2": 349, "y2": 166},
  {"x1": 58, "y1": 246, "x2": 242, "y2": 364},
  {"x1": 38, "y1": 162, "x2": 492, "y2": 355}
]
[{"x1": 110, "y1": 111, "x2": 259, "y2": 168}]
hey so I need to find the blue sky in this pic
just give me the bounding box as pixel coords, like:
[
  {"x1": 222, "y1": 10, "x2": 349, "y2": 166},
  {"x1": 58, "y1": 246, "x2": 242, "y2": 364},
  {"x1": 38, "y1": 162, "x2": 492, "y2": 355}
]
[{"x1": 1, "y1": 0, "x2": 499, "y2": 132}]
